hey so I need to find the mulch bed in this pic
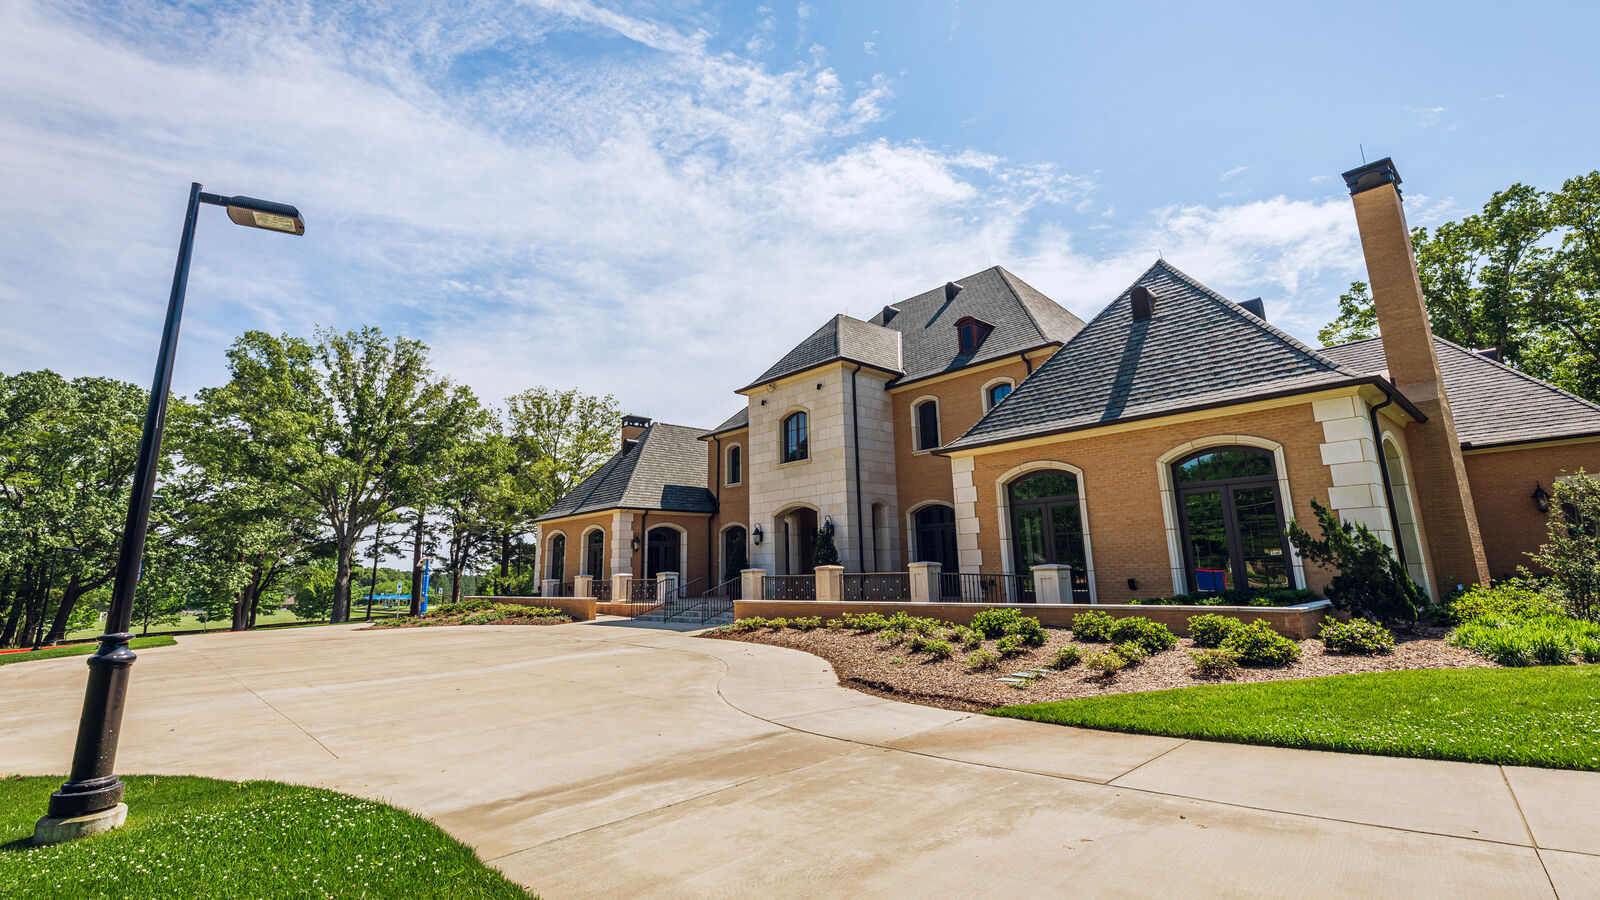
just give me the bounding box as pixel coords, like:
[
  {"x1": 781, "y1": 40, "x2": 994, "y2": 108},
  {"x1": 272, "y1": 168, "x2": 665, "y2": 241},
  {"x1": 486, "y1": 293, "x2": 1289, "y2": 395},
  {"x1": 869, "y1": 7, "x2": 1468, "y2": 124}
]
[{"x1": 704, "y1": 624, "x2": 1491, "y2": 712}]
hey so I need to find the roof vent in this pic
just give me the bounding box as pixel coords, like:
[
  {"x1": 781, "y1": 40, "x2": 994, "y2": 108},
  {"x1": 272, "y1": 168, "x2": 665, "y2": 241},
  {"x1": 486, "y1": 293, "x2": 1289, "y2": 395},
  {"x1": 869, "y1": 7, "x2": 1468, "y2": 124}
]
[
  {"x1": 945, "y1": 281, "x2": 963, "y2": 303},
  {"x1": 1238, "y1": 297, "x2": 1266, "y2": 321},
  {"x1": 1474, "y1": 347, "x2": 1500, "y2": 363},
  {"x1": 1130, "y1": 285, "x2": 1155, "y2": 322},
  {"x1": 880, "y1": 304, "x2": 898, "y2": 325}
]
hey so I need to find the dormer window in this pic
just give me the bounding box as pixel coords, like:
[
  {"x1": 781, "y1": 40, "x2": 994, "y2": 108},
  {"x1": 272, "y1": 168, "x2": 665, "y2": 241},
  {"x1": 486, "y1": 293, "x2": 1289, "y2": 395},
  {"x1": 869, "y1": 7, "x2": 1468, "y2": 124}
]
[{"x1": 953, "y1": 316, "x2": 993, "y2": 355}]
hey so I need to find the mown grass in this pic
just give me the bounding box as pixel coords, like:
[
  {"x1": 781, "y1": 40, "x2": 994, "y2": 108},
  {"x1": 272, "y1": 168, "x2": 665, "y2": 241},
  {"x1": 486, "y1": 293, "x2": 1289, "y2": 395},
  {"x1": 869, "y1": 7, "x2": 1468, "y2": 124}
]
[
  {"x1": 991, "y1": 665, "x2": 1600, "y2": 770},
  {"x1": 0, "y1": 636, "x2": 176, "y2": 667},
  {"x1": 0, "y1": 775, "x2": 532, "y2": 899}
]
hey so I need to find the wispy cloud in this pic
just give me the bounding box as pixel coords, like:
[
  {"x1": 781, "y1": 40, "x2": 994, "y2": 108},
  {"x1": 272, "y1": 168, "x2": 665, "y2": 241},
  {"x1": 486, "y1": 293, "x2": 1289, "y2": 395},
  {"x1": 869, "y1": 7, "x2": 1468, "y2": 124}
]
[
  {"x1": 1220, "y1": 166, "x2": 1248, "y2": 181},
  {"x1": 1407, "y1": 105, "x2": 1447, "y2": 127},
  {"x1": 0, "y1": 0, "x2": 1369, "y2": 426}
]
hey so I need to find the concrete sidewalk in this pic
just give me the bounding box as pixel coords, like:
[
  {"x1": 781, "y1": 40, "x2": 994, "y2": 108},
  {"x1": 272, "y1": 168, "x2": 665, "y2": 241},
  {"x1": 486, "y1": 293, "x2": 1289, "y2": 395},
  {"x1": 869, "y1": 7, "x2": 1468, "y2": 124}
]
[{"x1": 1, "y1": 620, "x2": 1595, "y2": 897}]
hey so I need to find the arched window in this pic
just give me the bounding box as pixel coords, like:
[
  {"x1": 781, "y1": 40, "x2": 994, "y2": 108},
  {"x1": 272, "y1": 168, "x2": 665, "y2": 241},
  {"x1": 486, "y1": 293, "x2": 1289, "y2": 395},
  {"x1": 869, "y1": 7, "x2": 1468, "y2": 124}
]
[
  {"x1": 985, "y1": 381, "x2": 1013, "y2": 410},
  {"x1": 914, "y1": 399, "x2": 940, "y2": 451},
  {"x1": 548, "y1": 533, "x2": 566, "y2": 582},
  {"x1": 721, "y1": 525, "x2": 747, "y2": 583},
  {"x1": 1172, "y1": 447, "x2": 1292, "y2": 593},
  {"x1": 1008, "y1": 471, "x2": 1090, "y2": 601},
  {"x1": 726, "y1": 444, "x2": 742, "y2": 485},
  {"x1": 646, "y1": 526, "x2": 682, "y2": 578},
  {"x1": 584, "y1": 528, "x2": 604, "y2": 576},
  {"x1": 912, "y1": 504, "x2": 958, "y2": 571},
  {"x1": 782, "y1": 412, "x2": 808, "y2": 463}
]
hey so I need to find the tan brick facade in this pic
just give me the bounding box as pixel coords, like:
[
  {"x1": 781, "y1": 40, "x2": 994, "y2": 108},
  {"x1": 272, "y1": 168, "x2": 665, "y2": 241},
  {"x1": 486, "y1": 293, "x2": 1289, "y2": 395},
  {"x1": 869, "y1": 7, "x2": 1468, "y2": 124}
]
[
  {"x1": 1464, "y1": 439, "x2": 1600, "y2": 579},
  {"x1": 706, "y1": 426, "x2": 751, "y2": 585}
]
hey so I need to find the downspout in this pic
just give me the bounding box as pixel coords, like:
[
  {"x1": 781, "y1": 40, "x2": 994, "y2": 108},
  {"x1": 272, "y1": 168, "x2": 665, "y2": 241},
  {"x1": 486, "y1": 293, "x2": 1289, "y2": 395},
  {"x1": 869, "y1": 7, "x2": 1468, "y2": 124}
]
[
  {"x1": 1023, "y1": 351, "x2": 1034, "y2": 376},
  {"x1": 1368, "y1": 391, "x2": 1407, "y2": 567},
  {"x1": 710, "y1": 436, "x2": 721, "y2": 583},
  {"x1": 850, "y1": 363, "x2": 866, "y2": 571}
]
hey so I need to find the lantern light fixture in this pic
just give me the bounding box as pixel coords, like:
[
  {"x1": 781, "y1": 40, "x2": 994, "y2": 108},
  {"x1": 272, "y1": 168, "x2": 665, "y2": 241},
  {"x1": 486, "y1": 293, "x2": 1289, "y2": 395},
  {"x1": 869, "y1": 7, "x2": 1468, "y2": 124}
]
[
  {"x1": 1532, "y1": 482, "x2": 1551, "y2": 513},
  {"x1": 752, "y1": 525, "x2": 764, "y2": 545},
  {"x1": 631, "y1": 535, "x2": 641, "y2": 552}
]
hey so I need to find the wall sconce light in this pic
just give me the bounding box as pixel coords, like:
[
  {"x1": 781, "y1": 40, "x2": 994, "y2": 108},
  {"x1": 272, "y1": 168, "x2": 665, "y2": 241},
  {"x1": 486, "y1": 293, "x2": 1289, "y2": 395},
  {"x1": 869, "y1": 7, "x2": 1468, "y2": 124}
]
[
  {"x1": 1127, "y1": 578, "x2": 1138, "y2": 591},
  {"x1": 752, "y1": 525, "x2": 764, "y2": 545},
  {"x1": 631, "y1": 535, "x2": 641, "y2": 552},
  {"x1": 1532, "y1": 482, "x2": 1551, "y2": 513}
]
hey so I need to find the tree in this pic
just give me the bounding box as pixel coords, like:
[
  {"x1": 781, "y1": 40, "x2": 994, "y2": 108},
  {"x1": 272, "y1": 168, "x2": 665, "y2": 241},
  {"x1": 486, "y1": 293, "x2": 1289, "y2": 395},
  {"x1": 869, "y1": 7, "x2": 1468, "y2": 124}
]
[
  {"x1": 812, "y1": 522, "x2": 840, "y2": 567},
  {"x1": 1318, "y1": 172, "x2": 1600, "y2": 402},
  {"x1": 205, "y1": 327, "x2": 479, "y2": 623},
  {"x1": 1531, "y1": 473, "x2": 1600, "y2": 622},
  {"x1": 1287, "y1": 500, "x2": 1427, "y2": 622},
  {"x1": 436, "y1": 431, "x2": 513, "y2": 603},
  {"x1": 501, "y1": 387, "x2": 619, "y2": 570}
]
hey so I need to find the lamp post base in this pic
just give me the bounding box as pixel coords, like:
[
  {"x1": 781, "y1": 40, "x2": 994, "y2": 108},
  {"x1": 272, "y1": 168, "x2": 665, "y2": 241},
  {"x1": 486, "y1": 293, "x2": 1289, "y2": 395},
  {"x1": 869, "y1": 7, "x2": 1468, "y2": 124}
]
[{"x1": 33, "y1": 803, "x2": 128, "y2": 846}]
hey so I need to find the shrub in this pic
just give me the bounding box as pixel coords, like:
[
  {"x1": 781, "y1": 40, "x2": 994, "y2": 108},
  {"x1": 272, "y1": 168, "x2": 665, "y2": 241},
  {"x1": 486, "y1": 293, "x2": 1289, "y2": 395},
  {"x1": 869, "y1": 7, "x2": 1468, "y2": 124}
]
[
  {"x1": 1529, "y1": 629, "x2": 1575, "y2": 666},
  {"x1": 843, "y1": 612, "x2": 892, "y2": 632},
  {"x1": 1109, "y1": 616, "x2": 1178, "y2": 653},
  {"x1": 1288, "y1": 499, "x2": 1426, "y2": 621},
  {"x1": 1318, "y1": 617, "x2": 1395, "y2": 655},
  {"x1": 922, "y1": 639, "x2": 954, "y2": 660},
  {"x1": 996, "y1": 634, "x2": 1030, "y2": 657},
  {"x1": 1083, "y1": 650, "x2": 1126, "y2": 678},
  {"x1": 1447, "y1": 580, "x2": 1563, "y2": 624},
  {"x1": 1071, "y1": 611, "x2": 1115, "y2": 642},
  {"x1": 1112, "y1": 641, "x2": 1149, "y2": 665},
  {"x1": 1530, "y1": 473, "x2": 1600, "y2": 622},
  {"x1": 792, "y1": 616, "x2": 823, "y2": 631},
  {"x1": 1048, "y1": 645, "x2": 1083, "y2": 669},
  {"x1": 731, "y1": 617, "x2": 769, "y2": 632},
  {"x1": 1577, "y1": 637, "x2": 1600, "y2": 664},
  {"x1": 1129, "y1": 588, "x2": 1320, "y2": 608},
  {"x1": 1190, "y1": 647, "x2": 1241, "y2": 676},
  {"x1": 878, "y1": 629, "x2": 907, "y2": 647},
  {"x1": 885, "y1": 612, "x2": 946, "y2": 635},
  {"x1": 765, "y1": 617, "x2": 789, "y2": 629},
  {"x1": 825, "y1": 618, "x2": 843, "y2": 630},
  {"x1": 950, "y1": 626, "x2": 983, "y2": 649},
  {"x1": 1187, "y1": 613, "x2": 1243, "y2": 648},
  {"x1": 1221, "y1": 620, "x2": 1302, "y2": 666},
  {"x1": 1449, "y1": 615, "x2": 1600, "y2": 666},
  {"x1": 966, "y1": 649, "x2": 1000, "y2": 670}
]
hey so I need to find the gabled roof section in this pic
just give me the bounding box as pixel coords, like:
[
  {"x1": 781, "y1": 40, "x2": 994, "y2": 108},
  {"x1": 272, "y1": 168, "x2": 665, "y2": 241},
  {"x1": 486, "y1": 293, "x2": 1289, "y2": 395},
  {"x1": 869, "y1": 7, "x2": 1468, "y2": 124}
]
[
  {"x1": 1321, "y1": 336, "x2": 1600, "y2": 449},
  {"x1": 946, "y1": 260, "x2": 1378, "y2": 451},
  {"x1": 534, "y1": 423, "x2": 715, "y2": 522},
  {"x1": 869, "y1": 266, "x2": 1086, "y2": 384},
  {"x1": 740, "y1": 314, "x2": 903, "y2": 392},
  {"x1": 700, "y1": 407, "x2": 749, "y2": 439}
]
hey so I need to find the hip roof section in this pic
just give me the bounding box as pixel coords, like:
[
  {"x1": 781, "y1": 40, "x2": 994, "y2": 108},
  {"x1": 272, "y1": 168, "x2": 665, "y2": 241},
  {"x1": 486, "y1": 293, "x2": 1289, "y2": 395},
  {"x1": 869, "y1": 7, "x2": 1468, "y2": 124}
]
[{"x1": 534, "y1": 422, "x2": 715, "y2": 521}]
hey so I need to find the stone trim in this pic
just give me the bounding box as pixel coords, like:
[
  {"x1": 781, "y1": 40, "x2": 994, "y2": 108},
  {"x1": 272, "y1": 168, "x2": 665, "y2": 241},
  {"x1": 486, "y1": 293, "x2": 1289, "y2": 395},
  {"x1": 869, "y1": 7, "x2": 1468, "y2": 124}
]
[
  {"x1": 992, "y1": 460, "x2": 1097, "y2": 604},
  {"x1": 951, "y1": 456, "x2": 983, "y2": 572},
  {"x1": 980, "y1": 376, "x2": 1016, "y2": 412},
  {"x1": 578, "y1": 524, "x2": 606, "y2": 577}
]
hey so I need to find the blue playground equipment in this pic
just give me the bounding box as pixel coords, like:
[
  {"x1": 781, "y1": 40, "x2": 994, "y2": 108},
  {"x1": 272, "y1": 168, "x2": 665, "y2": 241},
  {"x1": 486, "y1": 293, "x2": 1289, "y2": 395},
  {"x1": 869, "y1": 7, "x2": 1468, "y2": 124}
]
[{"x1": 363, "y1": 560, "x2": 437, "y2": 613}]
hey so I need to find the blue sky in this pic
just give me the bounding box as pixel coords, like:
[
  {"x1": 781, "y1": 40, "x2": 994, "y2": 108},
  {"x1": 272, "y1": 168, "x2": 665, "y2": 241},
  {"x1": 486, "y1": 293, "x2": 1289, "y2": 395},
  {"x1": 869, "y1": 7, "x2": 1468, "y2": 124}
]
[{"x1": 3, "y1": 0, "x2": 1596, "y2": 428}]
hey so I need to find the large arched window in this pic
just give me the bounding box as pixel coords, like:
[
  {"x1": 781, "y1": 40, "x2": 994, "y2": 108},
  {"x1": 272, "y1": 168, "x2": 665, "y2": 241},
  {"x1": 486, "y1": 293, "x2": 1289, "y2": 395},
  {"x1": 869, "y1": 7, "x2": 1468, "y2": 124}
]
[
  {"x1": 1172, "y1": 447, "x2": 1292, "y2": 592},
  {"x1": 548, "y1": 533, "x2": 566, "y2": 582},
  {"x1": 914, "y1": 399, "x2": 940, "y2": 451},
  {"x1": 782, "y1": 412, "x2": 808, "y2": 463},
  {"x1": 1008, "y1": 471, "x2": 1090, "y2": 602},
  {"x1": 584, "y1": 528, "x2": 605, "y2": 576},
  {"x1": 645, "y1": 525, "x2": 682, "y2": 578},
  {"x1": 911, "y1": 504, "x2": 958, "y2": 571}
]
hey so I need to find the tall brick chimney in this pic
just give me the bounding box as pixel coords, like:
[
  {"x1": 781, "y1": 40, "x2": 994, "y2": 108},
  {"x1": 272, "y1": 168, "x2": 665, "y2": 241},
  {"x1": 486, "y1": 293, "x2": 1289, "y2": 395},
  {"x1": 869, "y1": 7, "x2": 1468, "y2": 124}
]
[
  {"x1": 621, "y1": 414, "x2": 651, "y2": 451},
  {"x1": 1343, "y1": 158, "x2": 1488, "y2": 591}
]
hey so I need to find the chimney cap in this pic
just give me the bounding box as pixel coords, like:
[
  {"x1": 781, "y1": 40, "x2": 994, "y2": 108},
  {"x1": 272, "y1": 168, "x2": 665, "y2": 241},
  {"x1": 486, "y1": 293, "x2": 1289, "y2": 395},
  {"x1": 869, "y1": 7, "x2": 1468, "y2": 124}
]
[
  {"x1": 622, "y1": 414, "x2": 651, "y2": 429},
  {"x1": 944, "y1": 281, "x2": 963, "y2": 302},
  {"x1": 1238, "y1": 297, "x2": 1266, "y2": 321},
  {"x1": 1130, "y1": 285, "x2": 1155, "y2": 322},
  {"x1": 1342, "y1": 157, "x2": 1403, "y2": 198}
]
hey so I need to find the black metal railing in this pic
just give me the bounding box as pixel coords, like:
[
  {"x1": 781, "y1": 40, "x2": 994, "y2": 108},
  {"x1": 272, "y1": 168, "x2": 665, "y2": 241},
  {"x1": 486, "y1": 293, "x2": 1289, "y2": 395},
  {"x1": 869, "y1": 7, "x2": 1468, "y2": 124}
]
[
  {"x1": 764, "y1": 574, "x2": 816, "y2": 601},
  {"x1": 696, "y1": 577, "x2": 741, "y2": 623},
  {"x1": 656, "y1": 578, "x2": 708, "y2": 620},
  {"x1": 840, "y1": 572, "x2": 909, "y2": 602},
  {"x1": 590, "y1": 579, "x2": 612, "y2": 602},
  {"x1": 628, "y1": 577, "x2": 661, "y2": 603},
  {"x1": 938, "y1": 572, "x2": 1035, "y2": 604}
]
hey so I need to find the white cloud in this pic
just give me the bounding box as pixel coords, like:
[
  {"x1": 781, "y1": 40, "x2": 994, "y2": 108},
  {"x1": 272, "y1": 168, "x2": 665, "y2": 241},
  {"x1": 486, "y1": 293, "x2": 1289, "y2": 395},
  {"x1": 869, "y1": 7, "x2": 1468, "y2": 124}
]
[
  {"x1": 1407, "y1": 105, "x2": 1447, "y2": 127},
  {"x1": 0, "y1": 0, "x2": 1371, "y2": 429},
  {"x1": 1220, "y1": 165, "x2": 1247, "y2": 181}
]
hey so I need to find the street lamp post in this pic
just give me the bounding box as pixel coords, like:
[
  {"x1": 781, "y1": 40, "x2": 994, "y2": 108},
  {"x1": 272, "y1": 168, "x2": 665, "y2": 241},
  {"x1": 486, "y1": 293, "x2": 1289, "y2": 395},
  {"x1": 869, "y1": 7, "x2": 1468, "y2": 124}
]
[{"x1": 33, "y1": 183, "x2": 304, "y2": 846}]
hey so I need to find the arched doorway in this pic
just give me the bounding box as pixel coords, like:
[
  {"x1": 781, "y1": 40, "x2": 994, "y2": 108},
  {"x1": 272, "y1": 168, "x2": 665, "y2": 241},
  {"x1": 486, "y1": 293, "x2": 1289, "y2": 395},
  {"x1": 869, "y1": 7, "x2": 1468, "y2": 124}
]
[
  {"x1": 721, "y1": 525, "x2": 748, "y2": 583},
  {"x1": 1007, "y1": 471, "x2": 1090, "y2": 602},
  {"x1": 772, "y1": 506, "x2": 818, "y2": 575},
  {"x1": 584, "y1": 528, "x2": 605, "y2": 576},
  {"x1": 1172, "y1": 446, "x2": 1293, "y2": 592},
  {"x1": 911, "y1": 504, "x2": 959, "y2": 572},
  {"x1": 646, "y1": 526, "x2": 682, "y2": 578},
  {"x1": 547, "y1": 533, "x2": 566, "y2": 582},
  {"x1": 1382, "y1": 437, "x2": 1429, "y2": 590}
]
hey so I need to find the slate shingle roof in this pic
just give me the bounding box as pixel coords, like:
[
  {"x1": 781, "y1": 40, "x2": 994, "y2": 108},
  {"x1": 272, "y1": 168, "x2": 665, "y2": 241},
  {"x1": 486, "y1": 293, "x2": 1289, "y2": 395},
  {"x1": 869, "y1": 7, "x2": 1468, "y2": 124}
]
[
  {"x1": 945, "y1": 260, "x2": 1386, "y2": 451},
  {"x1": 868, "y1": 266, "x2": 1087, "y2": 384},
  {"x1": 1320, "y1": 337, "x2": 1600, "y2": 449},
  {"x1": 741, "y1": 314, "x2": 904, "y2": 391},
  {"x1": 700, "y1": 407, "x2": 748, "y2": 439},
  {"x1": 534, "y1": 423, "x2": 715, "y2": 521}
]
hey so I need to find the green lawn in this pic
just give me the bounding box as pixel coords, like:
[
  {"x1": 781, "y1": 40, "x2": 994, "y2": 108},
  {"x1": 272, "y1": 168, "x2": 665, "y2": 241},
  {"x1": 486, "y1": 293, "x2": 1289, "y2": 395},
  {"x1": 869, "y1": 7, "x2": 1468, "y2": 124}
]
[
  {"x1": 0, "y1": 636, "x2": 177, "y2": 667},
  {"x1": 64, "y1": 606, "x2": 408, "y2": 641},
  {"x1": 0, "y1": 775, "x2": 532, "y2": 899},
  {"x1": 991, "y1": 666, "x2": 1600, "y2": 770}
]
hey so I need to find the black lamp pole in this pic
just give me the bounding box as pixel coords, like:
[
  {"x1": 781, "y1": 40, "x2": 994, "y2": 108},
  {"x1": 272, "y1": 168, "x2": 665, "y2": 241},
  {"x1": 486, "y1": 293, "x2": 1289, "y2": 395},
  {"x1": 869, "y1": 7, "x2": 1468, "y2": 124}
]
[{"x1": 39, "y1": 183, "x2": 303, "y2": 837}]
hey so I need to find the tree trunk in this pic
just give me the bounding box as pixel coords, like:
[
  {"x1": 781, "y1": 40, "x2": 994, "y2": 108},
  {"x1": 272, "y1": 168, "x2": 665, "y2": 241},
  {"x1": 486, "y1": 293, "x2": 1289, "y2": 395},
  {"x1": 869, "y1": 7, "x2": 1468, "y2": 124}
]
[
  {"x1": 410, "y1": 507, "x2": 425, "y2": 617},
  {"x1": 500, "y1": 531, "x2": 511, "y2": 578},
  {"x1": 333, "y1": 535, "x2": 355, "y2": 623},
  {"x1": 450, "y1": 528, "x2": 467, "y2": 603},
  {"x1": 0, "y1": 565, "x2": 28, "y2": 647},
  {"x1": 41, "y1": 574, "x2": 85, "y2": 646},
  {"x1": 21, "y1": 564, "x2": 48, "y2": 649},
  {"x1": 365, "y1": 525, "x2": 383, "y2": 621}
]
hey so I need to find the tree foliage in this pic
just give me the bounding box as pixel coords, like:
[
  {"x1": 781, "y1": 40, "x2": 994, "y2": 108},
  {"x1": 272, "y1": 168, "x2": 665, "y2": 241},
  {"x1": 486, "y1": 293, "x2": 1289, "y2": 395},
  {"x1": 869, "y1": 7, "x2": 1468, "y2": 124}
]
[
  {"x1": 1287, "y1": 500, "x2": 1427, "y2": 623},
  {"x1": 1531, "y1": 473, "x2": 1600, "y2": 622},
  {"x1": 1319, "y1": 172, "x2": 1600, "y2": 402}
]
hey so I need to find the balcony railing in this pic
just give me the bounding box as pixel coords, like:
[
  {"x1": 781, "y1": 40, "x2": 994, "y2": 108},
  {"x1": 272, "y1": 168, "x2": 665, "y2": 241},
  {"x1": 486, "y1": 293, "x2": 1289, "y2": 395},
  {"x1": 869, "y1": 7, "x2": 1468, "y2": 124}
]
[
  {"x1": 763, "y1": 575, "x2": 816, "y2": 601},
  {"x1": 591, "y1": 579, "x2": 612, "y2": 602},
  {"x1": 938, "y1": 572, "x2": 1035, "y2": 604},
  {"x1": 840, "y1": 572, "x2": 910, "y2": 602}
]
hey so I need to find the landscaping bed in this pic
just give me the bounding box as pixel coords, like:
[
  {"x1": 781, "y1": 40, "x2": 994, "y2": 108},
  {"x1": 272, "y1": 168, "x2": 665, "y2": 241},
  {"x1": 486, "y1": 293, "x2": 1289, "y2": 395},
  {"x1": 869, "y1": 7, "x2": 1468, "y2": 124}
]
[
  {"x1": 0, "y1": 636, "x2": 177, "y2": 667},
  {"x1": 0, "y1": 775, "x2": 531, "y2": 898},
  {"x1": 365, "y1": 599, "x2": 571, "y2": 629},
  {"x1": 705, "y1": 612, "x2": 1487, "y2": 713}
]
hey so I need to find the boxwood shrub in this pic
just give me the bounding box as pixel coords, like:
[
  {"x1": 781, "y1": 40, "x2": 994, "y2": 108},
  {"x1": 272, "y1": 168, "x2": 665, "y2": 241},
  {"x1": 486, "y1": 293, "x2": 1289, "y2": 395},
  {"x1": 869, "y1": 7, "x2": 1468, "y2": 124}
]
[
  {"x1": 1187, "y1": 613, "x2": 1243, "y2": 648},
  {"x1": 1108, "y1": 616, "x2": 1177, "y2": 654},
  {"x1": 1318, "y1": 617, "x2": 1395, "y2": 654},
  {"x1": 1221, "y1": 620, "x2": 1301, "y2": 666},
  {"x1": 1070, "y1": 610, "x2": 1116, "y2": 642}
]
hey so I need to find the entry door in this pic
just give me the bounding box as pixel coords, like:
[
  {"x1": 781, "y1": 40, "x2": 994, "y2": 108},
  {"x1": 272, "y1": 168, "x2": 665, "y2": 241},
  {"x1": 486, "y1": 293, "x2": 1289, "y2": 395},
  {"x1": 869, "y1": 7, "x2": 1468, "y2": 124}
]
[
  {"x1": 1178, "y1": 485, "x2": 1291, "y2": 592},
  {"x1": 646, "y1": 528, "x2": 680, "y2": 578},
  {"x1": 913, "y1": 506, "x2": 959, "y2": 572},
  {"x1": 1012, "y1": 502, "x2": 1090, "y2": 602}
]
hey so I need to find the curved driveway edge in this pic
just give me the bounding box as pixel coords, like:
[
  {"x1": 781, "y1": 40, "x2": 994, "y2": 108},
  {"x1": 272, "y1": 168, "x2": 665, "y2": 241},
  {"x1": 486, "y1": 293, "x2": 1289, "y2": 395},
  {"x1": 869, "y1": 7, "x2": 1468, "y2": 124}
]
[{"x1": 1, "y1": 620, "x2": 1595, "y2": 898}]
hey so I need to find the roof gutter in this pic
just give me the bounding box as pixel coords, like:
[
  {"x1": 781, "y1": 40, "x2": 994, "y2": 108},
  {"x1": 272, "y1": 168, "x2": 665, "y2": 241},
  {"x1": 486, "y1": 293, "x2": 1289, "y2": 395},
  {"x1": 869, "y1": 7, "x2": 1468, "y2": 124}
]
[
  {"x1": 1461, "y1": 429, "x2": 1600, "y2": 452},
  {"x1": 887, "y1": 342, "x2": 1059, "y2": 390},
  {"x1": 737, "y1": 357, "x2": 903, "y2": 395},
  {"x1": 936, "y1": 375, "x2": 1427, "y2": 457}
]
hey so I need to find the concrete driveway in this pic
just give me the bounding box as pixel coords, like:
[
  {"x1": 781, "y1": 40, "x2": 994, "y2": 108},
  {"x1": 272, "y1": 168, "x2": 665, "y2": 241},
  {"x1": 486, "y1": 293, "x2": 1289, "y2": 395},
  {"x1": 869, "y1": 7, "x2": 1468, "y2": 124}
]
[{"x1": 2, "y1": 621, "x2": 1596, "y2": 898}]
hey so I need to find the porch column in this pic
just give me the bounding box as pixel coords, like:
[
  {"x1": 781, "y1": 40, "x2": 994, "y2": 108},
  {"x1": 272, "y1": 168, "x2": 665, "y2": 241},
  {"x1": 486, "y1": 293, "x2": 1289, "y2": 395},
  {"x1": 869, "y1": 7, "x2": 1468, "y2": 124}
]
[
  {"x1": 541, "y1": 579, "x2": 559, "y2": 598},
  {"x1": 657, "y1": 572, "x2": 679, "y2": 603},
  {"x1": 814, "y1": 565, "x2": 844, "y2": 602},
  {"x1": 1032, "y1": 564, "x2": 1071, "y2": 604},
  {"x1": 612, "y1": 573, "x2": 632, "y2": 604},
  {"x1": 908, "y1": 562, "x2": 940, "y2": 603},
  {"x1": 573, "y1": 575, "x2": 593, "y2": 598},
  {"x1": 741, "y1": 568, "x2": 766, "y2": 602}
]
